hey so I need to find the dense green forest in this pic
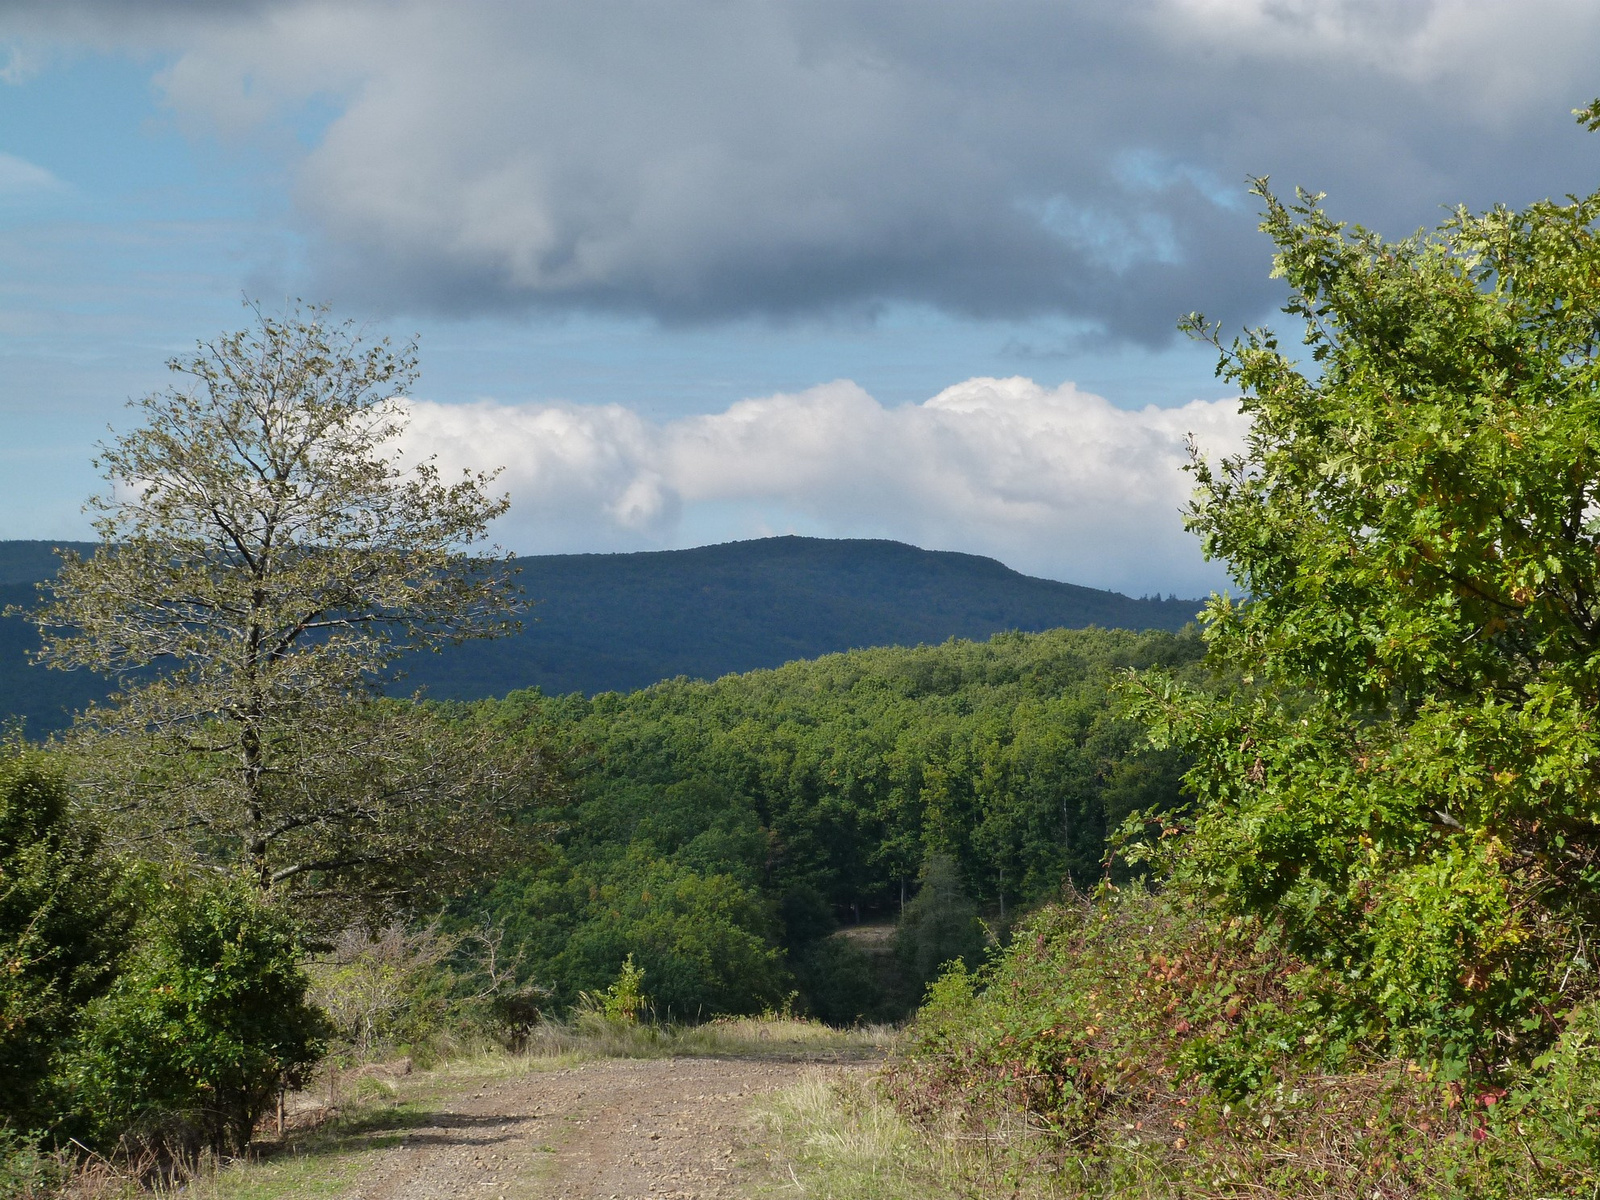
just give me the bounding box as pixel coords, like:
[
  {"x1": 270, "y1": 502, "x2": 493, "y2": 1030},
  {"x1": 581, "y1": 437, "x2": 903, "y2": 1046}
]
[
  {"x1": 458, "y1": 624, "x2": 1206, "y2": 1022},
  {"x1": 0, "y1": 536, "x2": 1199, "y2": 734}
]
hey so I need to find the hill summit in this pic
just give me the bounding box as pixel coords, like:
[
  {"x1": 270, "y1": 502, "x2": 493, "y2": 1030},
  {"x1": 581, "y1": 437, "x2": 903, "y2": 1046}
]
[{"x1": 0, "y1": 535, "x2": 1201, "y2": 732}]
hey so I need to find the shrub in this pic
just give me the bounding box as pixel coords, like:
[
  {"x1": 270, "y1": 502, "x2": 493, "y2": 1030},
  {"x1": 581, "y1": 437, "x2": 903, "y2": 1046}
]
[
  {"x1": 0, "y1": 748, "x2": 133, "y2": 1132},
  {"x1": 890, "y1": 884, "x2": 1600, "y2": 1198},
  {"x1": 1128, "y1": 152, "x2": 1600, "y2": 1072},
  {"x1": 308, "y1": 923, "x2": 457, "y2": 1060},
  {"x1": 490, "y1": 983, "x2": 548, "y2": 1053},
  {"x1": 0, "y1": 1126, "x2": 67, "y2": 1200},
  {"x1": 576, "y1": 953, "x2": 651, "y2": 1029},
  {"x1": 62, "y1": 877, "x2": 329, "y2": 1158},
  {"x1": 897, "y1": 885, "x2": 1299, "y2": 1139}
]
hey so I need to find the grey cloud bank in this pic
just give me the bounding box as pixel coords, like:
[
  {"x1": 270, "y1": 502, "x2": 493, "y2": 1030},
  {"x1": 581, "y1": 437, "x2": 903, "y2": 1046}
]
[{"x1": 8, "y1": 0, "x2": 1600, "y2": 340}]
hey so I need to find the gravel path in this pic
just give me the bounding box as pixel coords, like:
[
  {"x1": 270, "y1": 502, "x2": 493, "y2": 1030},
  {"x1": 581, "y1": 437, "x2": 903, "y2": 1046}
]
[{"x1": 335, "y1": 1056, "x2": 864, "y2": 1200}]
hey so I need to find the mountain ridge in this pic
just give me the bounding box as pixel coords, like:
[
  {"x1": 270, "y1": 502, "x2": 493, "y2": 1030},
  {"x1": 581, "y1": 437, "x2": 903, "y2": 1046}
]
[{"x1": 0, "y1": 535, "x2": 1203, "y2": 733}]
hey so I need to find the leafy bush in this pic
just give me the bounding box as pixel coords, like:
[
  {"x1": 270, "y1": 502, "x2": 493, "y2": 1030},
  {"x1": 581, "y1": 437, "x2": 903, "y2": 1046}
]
[
  {"x1": 898, "y1": 886, "x2": 1292, "y2": 1141},
  {"x1": 0, "y1": 1126, "x2": 67, "y2": 1200},
  {"x1": 0, "y1": 748, "x2": 133, "y2": 1131},
  {"x1": 576, "y1": 954, "x2": 651, "y2": 1027},
  {"x1": 892, "y1": 885, "x2": 1600, "y2": 1198},
  {"x1": 61, "y1": 877, "x2": 329, "y2": 1157}
]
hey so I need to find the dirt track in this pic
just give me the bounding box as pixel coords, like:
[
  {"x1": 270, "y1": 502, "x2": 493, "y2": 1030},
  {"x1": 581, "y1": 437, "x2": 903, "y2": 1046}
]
[{"x1": 334, "y1": 1056, "x2": 866, "y2": 1200}]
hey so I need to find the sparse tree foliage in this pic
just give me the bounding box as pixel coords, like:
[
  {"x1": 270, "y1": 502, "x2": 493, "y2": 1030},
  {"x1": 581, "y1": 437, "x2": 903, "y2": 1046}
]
[{"x1": 30, "y1": 304, "x2": 540, "y2": 924}]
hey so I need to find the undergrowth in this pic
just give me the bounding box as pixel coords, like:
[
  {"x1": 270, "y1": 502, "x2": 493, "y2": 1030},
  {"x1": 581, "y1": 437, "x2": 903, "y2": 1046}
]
[
  {"x1": 763, "y1": 1070, "x2": 963, "y2": 1200},
  {"x1": 776, "y1": 885, "x2": 1600, "y2": 1200},
  {"x1": 0, "y1": 1129, "x2": 69, "y2": 1200}
]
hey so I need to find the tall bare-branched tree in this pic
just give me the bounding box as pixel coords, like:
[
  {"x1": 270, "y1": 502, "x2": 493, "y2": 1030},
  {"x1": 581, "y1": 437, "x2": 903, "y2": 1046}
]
[{"x1": 30, "y1": 303, "x2": 546, "y2": 927}]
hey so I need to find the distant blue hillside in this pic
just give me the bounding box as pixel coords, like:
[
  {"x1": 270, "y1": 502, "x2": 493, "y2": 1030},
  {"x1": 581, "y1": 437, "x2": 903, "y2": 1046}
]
[{"x1": 0, "y1": 535, "x2": 1202, "y2": 734}]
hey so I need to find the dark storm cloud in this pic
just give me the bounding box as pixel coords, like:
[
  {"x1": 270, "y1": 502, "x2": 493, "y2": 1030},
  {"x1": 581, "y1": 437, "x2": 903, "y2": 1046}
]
[{"x1": 7, "y1": 0, "x2": 1600, "y2": 341}]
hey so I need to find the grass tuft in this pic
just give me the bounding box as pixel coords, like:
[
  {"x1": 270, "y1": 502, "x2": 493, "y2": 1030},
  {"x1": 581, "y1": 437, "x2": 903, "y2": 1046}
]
[{"x1": 762, "y1": 1069, "x2": 1047, "y2": 1200}]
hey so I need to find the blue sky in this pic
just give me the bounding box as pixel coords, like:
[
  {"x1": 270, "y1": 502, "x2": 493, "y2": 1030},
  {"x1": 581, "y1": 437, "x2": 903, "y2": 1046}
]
[{"x1": 3, "y1": 2, "x2": 1599, "y2": 594}]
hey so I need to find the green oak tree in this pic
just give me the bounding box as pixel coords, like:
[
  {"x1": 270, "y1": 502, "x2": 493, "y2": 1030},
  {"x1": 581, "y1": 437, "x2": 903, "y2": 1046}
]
[
  {"x1": 1129, "y1": 109, "x2": 1600, "y2": 1067},
  {"x1": 63, "y1": 877, "x2": 329, "y2": 1157}
]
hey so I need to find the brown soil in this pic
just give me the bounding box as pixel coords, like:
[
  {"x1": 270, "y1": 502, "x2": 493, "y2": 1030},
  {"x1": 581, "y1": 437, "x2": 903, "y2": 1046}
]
[{"x1": 331, "y1": 1056, "x2": 870, "y2": 1200}]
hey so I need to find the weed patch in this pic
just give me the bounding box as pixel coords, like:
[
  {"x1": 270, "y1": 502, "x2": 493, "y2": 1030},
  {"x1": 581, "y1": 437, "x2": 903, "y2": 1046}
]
[{"x1": 869, "y1": 886, "x2": 1600, "y2": 1198}]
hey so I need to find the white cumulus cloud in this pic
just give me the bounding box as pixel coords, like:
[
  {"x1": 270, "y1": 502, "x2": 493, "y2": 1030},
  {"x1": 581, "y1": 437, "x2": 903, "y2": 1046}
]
[{"x1": 400, "y1": 377, "x2": 1248, "y2": 596}]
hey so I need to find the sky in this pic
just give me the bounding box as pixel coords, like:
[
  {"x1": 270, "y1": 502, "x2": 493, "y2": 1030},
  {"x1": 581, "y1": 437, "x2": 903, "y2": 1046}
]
[{"x1": 2, "y1": 1, "x2": 1600, "y2": 596}]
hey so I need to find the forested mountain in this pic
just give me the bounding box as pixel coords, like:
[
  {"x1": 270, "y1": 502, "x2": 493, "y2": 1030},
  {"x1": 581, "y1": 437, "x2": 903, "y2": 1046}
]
[
  {"x1": 457, "y1": 625, "x2": 1208, "y2": 1022},
  {"x1": 0, "y1": 536, "x2": 1201, "y2": 734},
  {"x1": 0, "y1": 541, "x2": 102, "y2": 736}
]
